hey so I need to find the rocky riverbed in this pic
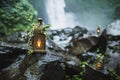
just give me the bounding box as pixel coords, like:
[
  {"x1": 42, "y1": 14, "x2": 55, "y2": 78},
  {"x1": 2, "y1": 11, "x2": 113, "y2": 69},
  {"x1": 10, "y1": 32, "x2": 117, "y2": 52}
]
[{"x1": 0, "y1": 20, "x2": 120, "y2": 80}]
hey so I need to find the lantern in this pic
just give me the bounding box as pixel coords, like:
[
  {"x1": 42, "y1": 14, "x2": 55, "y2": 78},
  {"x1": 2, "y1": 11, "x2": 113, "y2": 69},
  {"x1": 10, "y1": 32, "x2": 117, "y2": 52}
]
[
  {"x1": 96, "y1": 62, "x2": 103, "y2": 70},
  {"x1": 97, "y1": 26, "x2": 100, "y2": 35},
  {"x1": 33, "y1": 18, "x2": 46, "y2": 53}
]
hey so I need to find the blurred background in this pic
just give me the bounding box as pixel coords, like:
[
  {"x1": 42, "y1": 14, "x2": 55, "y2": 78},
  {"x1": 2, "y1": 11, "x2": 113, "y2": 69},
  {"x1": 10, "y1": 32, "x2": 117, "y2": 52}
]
[
  {"x1": 30, "y1": 0, "x2": 120, "y2": 30},
  {"x1": 0, "y1": 0, "x2": 120, "y2": 35}
]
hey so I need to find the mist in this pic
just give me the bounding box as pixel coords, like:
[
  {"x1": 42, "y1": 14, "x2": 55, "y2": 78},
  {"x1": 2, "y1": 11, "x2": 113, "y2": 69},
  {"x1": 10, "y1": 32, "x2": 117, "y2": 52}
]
[{"x1": 30, "y1": 0, "x2": 120, "y2": 30}]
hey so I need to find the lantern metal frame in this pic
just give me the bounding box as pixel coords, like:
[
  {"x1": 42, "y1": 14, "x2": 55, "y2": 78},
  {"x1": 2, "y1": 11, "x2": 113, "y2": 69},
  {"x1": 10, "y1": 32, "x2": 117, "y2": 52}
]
[{"x1": 32, "y1": 28, "x2": 46, "y2": 53}]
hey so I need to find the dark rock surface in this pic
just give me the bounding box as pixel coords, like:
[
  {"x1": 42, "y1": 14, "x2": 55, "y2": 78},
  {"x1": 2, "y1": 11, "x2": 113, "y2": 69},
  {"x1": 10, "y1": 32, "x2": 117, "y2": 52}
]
[
  {"x1": 115, "y1": 63, "x2": 120, "y2": 76},
  {"x1": 104, "y1": 20, "x2": 120, "y2": 71},
  {"x1": 68, "y1": 36, "x2": 98, "y2": 55},
  {"x1": 0, "y1": 22, "x2": 120, "y2": 80},
  {"x1": 82, "y1": 66, "x2": 110, "y2": 80},
  {"x1": 106, "y1": 20, "x2": 120, "y2": 36},
  {"x1": 106, "y1": 20, "x2": 120, "y2": 41},
  {"x1": 0, "y1": 53, "x2": 65, "y2": 80},
  {"x1": 0, "y1": 41, "x2": 80, "y2": 80},
  {"x1": 0, "y1": 42, "x2": 27, "y2": 71},
  {"x1": 89, "y1": 30, "x2": 108, "y2": 54}
]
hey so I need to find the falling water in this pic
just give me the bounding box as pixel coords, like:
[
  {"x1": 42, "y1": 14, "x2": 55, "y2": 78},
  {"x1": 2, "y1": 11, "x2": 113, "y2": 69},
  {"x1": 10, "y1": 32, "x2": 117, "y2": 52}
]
[
  {"x1": 45, "y1": 0, "x2": 78, "y2": 29},
  {"x1": 43, "y1": 0, "x2": 118, "y2": 30}
]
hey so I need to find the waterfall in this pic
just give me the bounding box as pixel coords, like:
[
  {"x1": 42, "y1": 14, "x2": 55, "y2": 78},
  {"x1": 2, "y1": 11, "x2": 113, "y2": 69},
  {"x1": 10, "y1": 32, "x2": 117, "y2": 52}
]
[
  {"x1": 45, "y1": 0, "x2": 78, "y2": 29},
  {"x1": 44, "y1": 0, "x2": 116, "y2": 30}
]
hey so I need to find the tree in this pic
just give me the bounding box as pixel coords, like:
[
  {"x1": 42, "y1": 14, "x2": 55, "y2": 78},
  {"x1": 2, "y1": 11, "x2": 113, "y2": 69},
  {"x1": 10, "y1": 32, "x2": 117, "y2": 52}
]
[{"x1": 0, "y1": 0, "x2": 37, "y2": 35}]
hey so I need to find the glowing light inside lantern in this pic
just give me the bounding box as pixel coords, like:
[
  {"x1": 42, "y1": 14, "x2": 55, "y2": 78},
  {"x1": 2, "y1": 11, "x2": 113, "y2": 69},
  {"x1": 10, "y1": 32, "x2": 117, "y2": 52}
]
[
  {"x1": 96, "y1": 62, "x2": 102, "y2": 69},
  {"x1": 37, "y1": 39, "x2": 42, "y2": 47},
  {"x1": 97, "y1": 29, "x2": 100, "y2": 33}
]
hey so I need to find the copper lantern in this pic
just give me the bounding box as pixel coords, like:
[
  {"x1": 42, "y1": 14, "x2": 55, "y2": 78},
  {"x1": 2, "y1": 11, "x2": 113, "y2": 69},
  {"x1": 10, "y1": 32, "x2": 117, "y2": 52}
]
[{"x1": 33, "y1": 18, "x2": 46, "y2": 53}]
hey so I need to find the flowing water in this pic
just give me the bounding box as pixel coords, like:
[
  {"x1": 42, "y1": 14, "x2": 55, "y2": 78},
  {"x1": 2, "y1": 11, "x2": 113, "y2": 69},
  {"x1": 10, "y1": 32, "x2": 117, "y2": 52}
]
[
  {"x1": 45, "y1": 0, "x2": 79, "y2": 29},
  {"x1": 32, "y1": 0, "x2": 120, "y2": 30}
]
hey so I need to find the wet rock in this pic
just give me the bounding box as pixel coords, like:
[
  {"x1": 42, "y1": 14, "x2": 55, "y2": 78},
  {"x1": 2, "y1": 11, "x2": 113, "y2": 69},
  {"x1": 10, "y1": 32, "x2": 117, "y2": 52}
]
[
  {"x1": 40, "y1": 60, "x2": 65, "y2": 80},
  {"x1": 61, "y1": 28, "x2": 73, "y2": 36},
  {"x1": 0, "y1": 42, "x2": 27, "y2": 71},
  {"x1": 0, "y1": 30, "x2": 5, "y2": 37},
  {"x1": 0, "y1": 54, "x2": 25, "y2": 79},
  {"x1": 89, "y1": 30, "x2": 108, "y2": 54},
  {"x1": 22, "y1": 55, "x2": 65, "y2": 80},
  {"x1": 104, "y1": 21, "x2": 120, "y2": 69},
  {"x1": 78, "y1": 52, "x2": 96, "y2": 64},
  {"x1": 46, "y1": 31, "x2": 72, "y2": 51},
  {"x1": 0, "y1": 41, "x2": 81, "y2": 80},
  {"x1": 102, "y1": 22, "x2": 120, "y2": 71},
  {"x1": 65, "y1": 64, "x2": 111, "y2": 80},
  {"x1": 71, "y1": 32, "x2": 84, "y2": 41},
  {"x1": 105, "y1": 40, "x2": 120, "y2": 70},
  {"x1": 74, "y1": 26, "x2": 88, "y2": 34},
  {"x1": 0, "y1": 51, "x2": 81, "y2": 80},
  {"x1": 46, "y1": 26, "x2": 88, "y2": 52},
  {"x1": 6, "y1": 32, "x2": 26, "y2": 43},
  {"x1": 65, "y1": 62, "x2": 82, "y2": 77},
  {"x1": 68, "y1": 36, "x2": 98, "y2": 55},
  {"x1": 106, "y1": 20, "x2": 120, "y2": 41},
  {"x1": 47, "y1": 29, "x2": 67, "y2": 41},
  {"x1": 20, "y1": 32, "x2": 28, "y2": 42},
  {"x1": 58, "y1": 33, "x2": 67, "y2": 41},
  {"x1": 115, "y1": 63, "x2": 120, "y2": 76},
  {"x1": 0, "y1": 53, "x2": 65, "y2": 80},
  {"x1": 82, "y1": 65, "x2": 110, "y2": 80},
  {"x1": 70, "y1": 26, "x2": 88, "y2": 41},
  {"x1": 1, "y1": 22, "x2": 120, "y2": 80},
  {"x1": 106, "y1": 20, "x2": 120, "y2": 36},
  {"x1": 108, "y1": 41, "x2": 120, "y2": 53},
  {"x1": 46, "y1": 38, "x2": 65, "y2": 52}
]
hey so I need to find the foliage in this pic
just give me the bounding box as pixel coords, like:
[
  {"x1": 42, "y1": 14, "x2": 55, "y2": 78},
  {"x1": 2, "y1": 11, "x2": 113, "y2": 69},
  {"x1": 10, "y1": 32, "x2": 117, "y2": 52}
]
[
  {"x1": 109, "y1": 69, "x2": 120, "y2": 80},
  {"x1": 66, "y1": 61, "x2": 88, "y2": 80},
  {"x1": 66, "y1": 48, "x2": 111, "y2": 80},
  {"x1": 0, "y1": 0, "x2": 37, "y2": 35},
  {"x1": 95, "y1": 53, "x2": 104, "y2": 64}
]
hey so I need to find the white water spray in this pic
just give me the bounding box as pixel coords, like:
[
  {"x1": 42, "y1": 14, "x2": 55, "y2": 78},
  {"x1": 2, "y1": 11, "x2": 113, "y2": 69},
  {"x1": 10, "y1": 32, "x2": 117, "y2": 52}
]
[
  {"x1": 45, "y1": 0, "x2": 79, "y2": 29},
  {"x1": 45, "y1": 0, "x2": 115, "y2": 30}
]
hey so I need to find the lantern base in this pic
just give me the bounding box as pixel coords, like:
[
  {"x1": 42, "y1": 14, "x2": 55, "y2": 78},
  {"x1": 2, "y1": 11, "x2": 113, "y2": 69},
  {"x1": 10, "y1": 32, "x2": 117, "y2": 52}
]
[{"x1": 33, "y1": 50, "x2": 46, "y2": 53}]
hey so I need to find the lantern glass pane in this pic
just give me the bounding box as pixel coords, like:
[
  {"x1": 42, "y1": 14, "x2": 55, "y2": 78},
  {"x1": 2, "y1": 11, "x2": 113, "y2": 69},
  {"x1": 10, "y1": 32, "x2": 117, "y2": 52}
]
[{"x1": 33, "y1": 33, "x2": 45, "y2": 50}]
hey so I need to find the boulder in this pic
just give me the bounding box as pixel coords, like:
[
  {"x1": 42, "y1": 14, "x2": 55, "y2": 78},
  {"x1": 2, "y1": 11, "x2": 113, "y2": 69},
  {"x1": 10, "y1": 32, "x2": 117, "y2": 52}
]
[
  {"x1": 0, "y1": 41, "x2": 80, "y2": 80},
  {"x1": 89, "y1": 30, "x2": 108, "y2": 54},
  {"x1": 68, "y1": 36, "x2": 98, "y2": 55},
  {"x1": 6, "y1": 32, "x2": 26, "y2": 43},
  {"x1": 103, "y1": 20, "x2": 120, "y2": 70},
  {"x1": 60, "y1": 28, "x2": 73, "y2": 37},
  {"x1": 106, "y1": 20, "x2": 120, "y2": 36},
  {"x1": 106, "y1": 20, "x2": 120, "y2": 41},
  {"x1": 0, "y1": 53, "x2": 65, "y2": 80},
  {"x1": 0, "y1": 42, "x2": 27, "y2": 71},
  {"x1": 115, "y1": 63, "x2": 120, "y2": 76},
  {"x1": 1, "y1": 22, "x2": 120, "y2": 80},
  {"x1": 73, "y1": 26, "x2": 88, "y2": 34},
  {"x1": 70, "y1": 26, "x2": 88, "y2": 41},
  {"x1": 82, "y1": 65, "x2": 110, "y2": 80}
]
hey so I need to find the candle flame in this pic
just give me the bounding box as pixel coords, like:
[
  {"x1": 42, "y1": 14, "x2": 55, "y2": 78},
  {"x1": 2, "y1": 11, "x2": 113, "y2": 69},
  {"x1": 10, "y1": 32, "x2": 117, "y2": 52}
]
[
  {"x1": 37, "y1": 40, "x2": 41, "y2": 47},
  {"x1": 97, "y1": 29, "x2": 100, "y2": 33}
]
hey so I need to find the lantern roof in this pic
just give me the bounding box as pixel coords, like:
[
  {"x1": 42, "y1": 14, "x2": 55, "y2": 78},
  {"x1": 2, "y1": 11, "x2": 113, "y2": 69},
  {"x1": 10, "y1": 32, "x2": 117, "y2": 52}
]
[{"x1": 38, "y1": 18, "x2": 43, "y2": 22}]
